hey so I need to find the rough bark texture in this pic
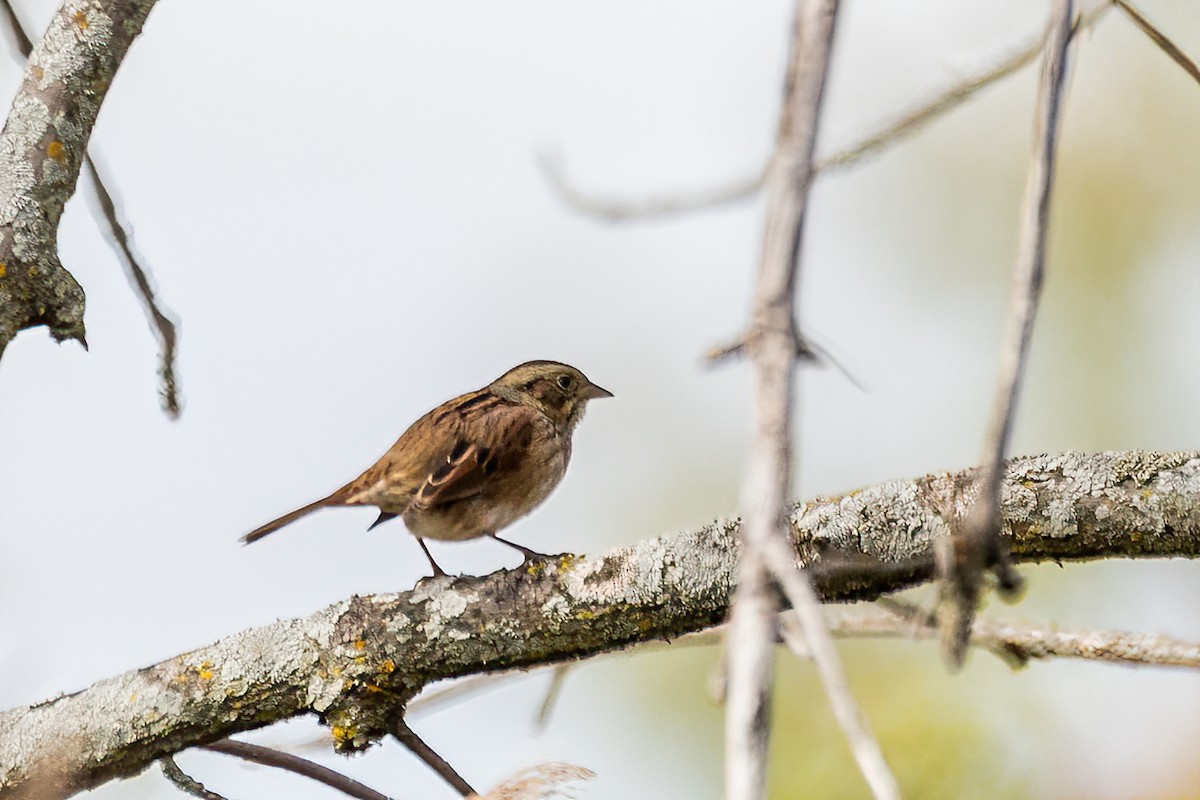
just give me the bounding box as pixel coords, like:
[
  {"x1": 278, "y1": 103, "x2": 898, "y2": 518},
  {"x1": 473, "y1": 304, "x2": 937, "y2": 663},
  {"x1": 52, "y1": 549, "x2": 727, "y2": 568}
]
[
  {"x1": 2, "y1": 450, "x2": 1198, "y2": 798},
  {"x1": 0, "y1": 0, "x2": 157, "y2": 356}
]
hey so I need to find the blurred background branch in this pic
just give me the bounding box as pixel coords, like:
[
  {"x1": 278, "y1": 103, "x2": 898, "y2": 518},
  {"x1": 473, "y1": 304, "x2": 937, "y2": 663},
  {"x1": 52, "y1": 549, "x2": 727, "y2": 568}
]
[
  {"x1": 939, "y1": 0, "x2": 1072, "y2": 669},
  {"x1": 539, "y1": 3, "x2": 1113, "y2": 224}
]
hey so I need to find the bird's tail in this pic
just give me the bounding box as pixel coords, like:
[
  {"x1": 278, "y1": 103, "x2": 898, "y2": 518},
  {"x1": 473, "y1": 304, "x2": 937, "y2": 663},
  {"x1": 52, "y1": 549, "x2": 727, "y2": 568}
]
[{"x1": 241, "y1": 495, "x2": 337, "y2": 544}]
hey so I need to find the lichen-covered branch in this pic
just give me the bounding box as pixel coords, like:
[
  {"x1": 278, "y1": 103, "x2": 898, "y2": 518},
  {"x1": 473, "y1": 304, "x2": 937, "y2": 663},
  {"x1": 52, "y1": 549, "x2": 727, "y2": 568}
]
[
  {"x1": 0, "y1": 0, "x2": 158, "y2": 356},
  {"x1": 1, "y1": 450, "x2": 1198, "y2": 799}
]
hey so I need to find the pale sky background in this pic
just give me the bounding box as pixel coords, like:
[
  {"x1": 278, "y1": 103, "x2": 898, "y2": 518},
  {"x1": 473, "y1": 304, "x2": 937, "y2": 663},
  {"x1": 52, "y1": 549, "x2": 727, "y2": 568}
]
[{"x1": 1, "y1": 1, "x2": 1199, "y2": 798}]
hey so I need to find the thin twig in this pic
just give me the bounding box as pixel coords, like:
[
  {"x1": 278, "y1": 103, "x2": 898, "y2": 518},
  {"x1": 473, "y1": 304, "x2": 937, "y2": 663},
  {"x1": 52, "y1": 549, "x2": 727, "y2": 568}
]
[
  {"x1": 767, "y1": 542, "x2": 899, "y2": 799},
  {"x1": 675, "y1": 603, "x2": 1200, "y2": 672},
  {"x1": 725, "y1": 4, "x2": 883, "y2": 800},
  {"x1": 542, "y1": 7, "x2": 1110, "y2": 224},
  {"x1": 940, "y1": 0, "x2": 1074, "y2": 669},
  {"x1": 535, "y1": 664, "x2": 573, "y2": 729},
  {"x1": 160, "y1": 756, "x2": 230, "y2": 800},
  {"x1": 409, "y1": 673, "x2": 521, "y2": 719},
  {"x1": 0, "y1": 0, "x2": 182, "y2": 418},
  {"x1": 1113, "y1": 0, "x2": 1200, "y2": 85},
  {"x1": 85, "y1": 155, "x2": 182, "y2": 417},
  {"x1": 537, "y1": 152, "x2": 764, "y2": 222},
  {"x1": 394, "y1": 718, "x2": 477, "y2": 797},
  {"x1": 870, "y1": 599, "x2": 1200, "y2": 670},
  {"x1": 813, "y1": 34, "x2": 1045, "y2": 173},
  {"x1": 203, "y1": 739, "x2": 393, "y2": 800},
  {"x1": 0, "y1": 0, "x2": 30, "y2": 54}
]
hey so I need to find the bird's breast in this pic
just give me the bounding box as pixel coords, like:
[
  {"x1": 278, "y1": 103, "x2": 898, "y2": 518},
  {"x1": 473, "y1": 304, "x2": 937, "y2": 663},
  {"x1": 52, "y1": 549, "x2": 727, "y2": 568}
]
[{"x1": 404, "y1": 428, "x2": 570, "y2": 542}]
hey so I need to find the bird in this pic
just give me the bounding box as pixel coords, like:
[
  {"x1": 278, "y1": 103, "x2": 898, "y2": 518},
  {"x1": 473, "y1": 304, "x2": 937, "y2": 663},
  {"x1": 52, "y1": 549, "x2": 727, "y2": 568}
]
[{"x1": 241, "y1": 360, "x2": 612, "y2": 576}]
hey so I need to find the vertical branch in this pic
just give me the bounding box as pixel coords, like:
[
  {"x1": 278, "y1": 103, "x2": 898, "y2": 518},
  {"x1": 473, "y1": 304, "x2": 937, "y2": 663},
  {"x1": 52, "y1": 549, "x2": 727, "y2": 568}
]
[
  {"x1": 725, "y1": 2, "x2": 855, "y2": 799},
  {"x1": 942, "y1": 0, "x2": 1074, "y2": 666}
]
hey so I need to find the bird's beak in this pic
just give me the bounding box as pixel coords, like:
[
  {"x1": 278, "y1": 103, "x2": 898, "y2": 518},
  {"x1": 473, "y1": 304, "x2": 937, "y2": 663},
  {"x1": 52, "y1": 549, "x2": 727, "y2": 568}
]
[{"x1": 583, "y1": 382, "x2": 614, "y2": 400}]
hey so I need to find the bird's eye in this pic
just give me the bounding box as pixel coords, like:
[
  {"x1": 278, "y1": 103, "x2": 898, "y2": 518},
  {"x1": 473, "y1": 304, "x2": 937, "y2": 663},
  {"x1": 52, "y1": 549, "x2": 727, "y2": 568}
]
[{"x1": 557, "y1": 374, "x2": 574, "y2": 391}]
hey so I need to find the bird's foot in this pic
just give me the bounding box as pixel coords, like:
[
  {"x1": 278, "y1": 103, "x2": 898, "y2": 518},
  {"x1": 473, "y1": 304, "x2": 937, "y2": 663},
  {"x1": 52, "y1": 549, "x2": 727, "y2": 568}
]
[{"x1": 491, "y1": 534, "x2": 576, "y2": 567}]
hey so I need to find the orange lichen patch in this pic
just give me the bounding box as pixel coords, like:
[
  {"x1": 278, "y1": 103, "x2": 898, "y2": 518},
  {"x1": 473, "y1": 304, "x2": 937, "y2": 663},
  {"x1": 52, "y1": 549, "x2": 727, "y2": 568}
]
[
  {"x1": 380, "y1": 658, "x2": 396, "y2": 674},
  {"x1": 0, "y1": 263, "x2": 6, "y2": 278},
  {"x1": 198, "y1": 668, "x2": 214, "y2": 680},
  {"x1": 331, "y1": 725, "x2": 356, "y2": 746},
  {"x1": 353, "y1": 639, "x2": 366, "y2": 651},
  {"x1": 46, "y1": 141, "x2": 65, "y2": 161},
  {"x1": 73, "y1": 10, "x2": 88, "y2": 28}
]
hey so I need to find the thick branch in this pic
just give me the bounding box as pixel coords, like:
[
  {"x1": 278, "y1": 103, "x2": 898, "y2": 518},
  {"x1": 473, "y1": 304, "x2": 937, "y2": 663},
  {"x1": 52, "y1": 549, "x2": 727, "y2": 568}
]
[
  {"x1": 0, "y1": 0, "x2": 157, "y2": 355},
  {"x1": 1, "y1": 450, "x2": 1198, "y2": 799}
]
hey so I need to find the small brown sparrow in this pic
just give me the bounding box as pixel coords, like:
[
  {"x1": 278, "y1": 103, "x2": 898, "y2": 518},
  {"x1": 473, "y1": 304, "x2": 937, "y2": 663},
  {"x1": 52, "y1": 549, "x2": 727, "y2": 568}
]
[{"x1": 242, "y1": 360, "x2": 612, "y2": 575}]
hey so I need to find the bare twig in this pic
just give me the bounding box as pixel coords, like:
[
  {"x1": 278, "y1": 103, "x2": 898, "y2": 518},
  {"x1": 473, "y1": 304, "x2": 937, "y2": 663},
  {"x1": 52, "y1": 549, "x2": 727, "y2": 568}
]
[
  {"x1": 85, "y1": 156, "x2": 182, "y2": 417},
  {"x1": 203, "y1": 739, "x2": 393, "y2": 800},
  {"x1": 867, "y1": 599, "x2": 1200, "y2": 670},
  {"x1": 940, "y1": 0, "x2": 1074, "y2": 669},
  {"x1": 812, "y1": 33, "x2": 1045, "y2": 173},
  {"x1": 0, "y1": 0, "x2": 182, "y2": 417},
  {"x1": 767, "y1": 540, "x2": 899, "y2": 799},
  {"x1": 0, "y1": 0, "x2": 30, "y2": 54},
  {"x1": 394, "y1": 719, "x2": 477, "y2": 797},
  {"x1": 1113, "y1": 0, "x2": 1200, "y2": 85},
  {"x1": 409, "y1": 673, "x2": 521, "y2": 719},
  {"x1": 723, "y1": 3, "x2": 891, "y2": 800},
  {"x1": 542, "y1": 7, "x2": 1111, "y2": 224},
  {"x1": 159, "y1": 757, "x2": 229, "y2": 800},
  {"x1": 534, "y1": 664, "x2": 573, "y2": 729},
  {"x1": 537, "y1": 152, "x2": 764, "y2": 222},
  {"x1": 675, "y1": 603, "x2": 1200, "y2": 672}
]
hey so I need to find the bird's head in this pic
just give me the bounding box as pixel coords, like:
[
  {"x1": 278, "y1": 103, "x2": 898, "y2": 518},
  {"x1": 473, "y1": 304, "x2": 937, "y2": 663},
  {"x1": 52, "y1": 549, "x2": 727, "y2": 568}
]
[{"x1": 490, "y1": 360, "x2": 613, "y2": 431}]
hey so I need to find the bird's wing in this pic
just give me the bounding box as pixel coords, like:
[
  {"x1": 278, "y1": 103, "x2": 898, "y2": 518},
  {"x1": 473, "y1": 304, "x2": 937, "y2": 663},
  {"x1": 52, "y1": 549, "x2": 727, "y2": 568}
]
[
  {"x1": 333, "y1": 389, "x2": 534, "y2": 512},
  {"x1": 409, "y1": 437, "x2": 499, "y2": 510},
  {"x1": 410, "y1": 402, "x2": 538, "y2": 511}
]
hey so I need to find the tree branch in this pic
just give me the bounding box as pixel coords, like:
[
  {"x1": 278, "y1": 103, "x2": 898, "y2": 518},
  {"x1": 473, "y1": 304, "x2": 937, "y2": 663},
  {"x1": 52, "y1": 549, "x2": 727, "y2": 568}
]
[
  {"x1": 1113, "y1": 0, "x2": 1200, "y2": 85},
  {"x1": 725, "y1": 2, "x2": 899, "y2": 798},
  {"x1": 1, "y1": 450, "x2": 1198, "y2": 799},
  {"x1": 0, "y1": 0, "x2": 180, "y2": 415},
  {"x1": 201, "y1": 740, "x2": 393, "y2": 800},
  {"x1": 726, "y1": 1, "x2": 844, "y2": 797},
  {"x1": 865, "y1": 600, "x2": 1200, "y2": 670},
  {"x1": 0, "y1": 0, "x2": 158, "y2": 357}
]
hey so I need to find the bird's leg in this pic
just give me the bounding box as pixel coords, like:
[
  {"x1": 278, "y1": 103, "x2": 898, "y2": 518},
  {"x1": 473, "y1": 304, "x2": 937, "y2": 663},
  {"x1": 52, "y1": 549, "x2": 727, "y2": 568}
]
[
  {"x1": 416, "y1": 538, "x2": 448, "y2": 577},
  {"x1": 490, "y1": 533, "x2": 551, "y2": 563}
]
